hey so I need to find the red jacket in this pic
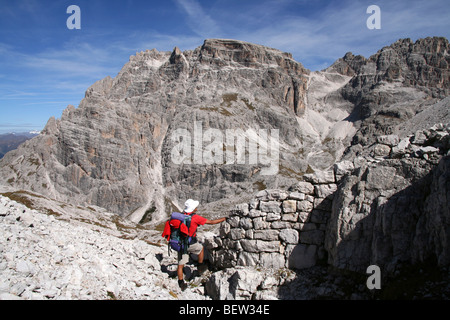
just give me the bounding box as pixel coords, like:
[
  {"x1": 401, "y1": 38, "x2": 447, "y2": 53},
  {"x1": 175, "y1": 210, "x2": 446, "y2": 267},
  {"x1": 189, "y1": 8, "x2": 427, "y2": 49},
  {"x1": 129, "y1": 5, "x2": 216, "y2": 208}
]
[{"x1": 161, "y1": 213, "x2": 207, "y2": 240}]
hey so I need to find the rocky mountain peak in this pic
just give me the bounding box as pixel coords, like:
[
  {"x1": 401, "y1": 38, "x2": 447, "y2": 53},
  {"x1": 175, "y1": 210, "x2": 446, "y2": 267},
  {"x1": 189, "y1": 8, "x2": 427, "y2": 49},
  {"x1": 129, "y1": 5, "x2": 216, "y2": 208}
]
[
  {"x1": 0, "y1": 37, "x2": 449, "y2": 226},
  {"x1": 371, "y1": 37, "x2": 449, "y2": 93},
  {"x1": 329, "y1": 37, "x2": 450, "y2": 160},
  {"x1": 199, "y1": 39, "x2": 301, "y2": 71},
  {"x1": 169, "y1": 46, "x2": 185, "y2": 65},
  {"x1": 326, "y1": 51, "x2": 368, "y2": 76}
]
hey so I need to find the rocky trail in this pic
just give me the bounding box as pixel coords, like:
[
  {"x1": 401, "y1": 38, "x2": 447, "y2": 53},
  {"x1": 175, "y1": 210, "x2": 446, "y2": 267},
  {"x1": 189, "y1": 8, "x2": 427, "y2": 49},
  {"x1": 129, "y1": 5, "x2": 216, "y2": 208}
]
[
  {"x1": 0, "y1": 193, "x2": 365, "y2": 300},
  {"x1": 0, "y1": 193, "x2": 370, "y2": 300},
  {"x1": 0, "y1": 194, "x2": 209, "y2": 300}
]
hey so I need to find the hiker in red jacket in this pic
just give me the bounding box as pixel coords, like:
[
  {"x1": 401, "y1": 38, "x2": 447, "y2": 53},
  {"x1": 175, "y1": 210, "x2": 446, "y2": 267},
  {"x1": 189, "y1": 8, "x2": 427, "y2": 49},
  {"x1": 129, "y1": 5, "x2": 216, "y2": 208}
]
[{"x1": 177, "y1": 199, "x2": 226, "y2": 291}]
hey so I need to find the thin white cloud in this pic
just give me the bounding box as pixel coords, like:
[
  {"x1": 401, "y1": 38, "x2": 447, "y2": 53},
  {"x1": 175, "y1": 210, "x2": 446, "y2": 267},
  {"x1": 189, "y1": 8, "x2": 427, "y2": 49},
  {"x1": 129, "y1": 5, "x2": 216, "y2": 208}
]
[
  {"x1": 23, "y1": 55, "x2": 110, "y2": 78},
  {"x1": 214, "y1": 0, "x2": 450, "y2": 70},
  {"x1": 220, "y1": 2, "x2": 366, "y2": 69},
  {"x1": 0, "y1": 122, "x2": 36, "y2": 128},
  {"x1": 112, "y1": 30, "x2": 203, "y2": 54},
  {"x1": 0, "y1": 40, "x2": 121, "y2": 108},
  {"x1": 174, "y1": 0, "x2": 222, "y2": 37},
  {"x1": 21, "y1": 42, "x2": 118, "y2": 78}
]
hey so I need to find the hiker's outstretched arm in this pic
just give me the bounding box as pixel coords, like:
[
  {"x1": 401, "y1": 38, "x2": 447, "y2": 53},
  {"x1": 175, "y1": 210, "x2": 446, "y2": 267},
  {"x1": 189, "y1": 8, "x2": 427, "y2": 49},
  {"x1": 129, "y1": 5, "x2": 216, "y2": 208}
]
[{"x1": 205, "y1": 217, "x2": 226, "y2": 225}]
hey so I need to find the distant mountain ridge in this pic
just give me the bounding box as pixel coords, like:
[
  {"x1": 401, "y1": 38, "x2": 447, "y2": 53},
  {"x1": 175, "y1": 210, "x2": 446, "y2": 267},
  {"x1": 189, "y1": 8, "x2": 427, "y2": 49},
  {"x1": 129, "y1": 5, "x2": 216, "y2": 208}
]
[{"x1": 0, "y1": 132, "x2": 39, "y2": 159}]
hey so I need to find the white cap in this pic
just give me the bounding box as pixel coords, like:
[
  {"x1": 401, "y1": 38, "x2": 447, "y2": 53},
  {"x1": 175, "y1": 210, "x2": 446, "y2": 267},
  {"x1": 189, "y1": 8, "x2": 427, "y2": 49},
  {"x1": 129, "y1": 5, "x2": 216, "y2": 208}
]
[{"x1": 184, "y1": 199, "x2": 199, "y2": 213}]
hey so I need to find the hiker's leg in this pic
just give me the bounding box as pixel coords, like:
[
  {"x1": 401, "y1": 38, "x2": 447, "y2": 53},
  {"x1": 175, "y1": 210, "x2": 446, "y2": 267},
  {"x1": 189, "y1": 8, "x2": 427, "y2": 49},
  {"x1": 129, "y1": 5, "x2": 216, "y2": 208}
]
[
  {"x1": 177, "y1": 264, "x2": 187, "y2": 291},
  {"x1": 197, "y1": 246, "x2": 208, "y2": 275},
  {"x1": 187, "y1": 242, "x2": 204, "y2": 264},
  {"x1": 177, "y1": 264, "x2": 184, "y2": 280},
  {"x1": 177, "y1": 251, "x2": 189, "y2": 280},
  {"x1": 198, "y1": 247, "x2": 204, "y2": 264},
  {"x1": 177, "y1": 252, "x2": 189, "y2": 290}
]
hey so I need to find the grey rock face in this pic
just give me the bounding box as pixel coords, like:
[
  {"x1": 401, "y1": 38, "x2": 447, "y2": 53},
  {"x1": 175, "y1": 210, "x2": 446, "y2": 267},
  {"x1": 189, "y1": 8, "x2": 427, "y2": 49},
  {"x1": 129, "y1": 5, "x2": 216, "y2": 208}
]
[
  {"x1": 325, "y1": 124, "x2": 450, "y2": 273},
  {"x1": 0, "y1": 39, "x2": 310, "y2": 221},
  {"x1": 335, "y1": 37, "x2": 450, "y2": 159},
  {"x1": 0, "y1": 37, "x2": 449, "y2": 227}
]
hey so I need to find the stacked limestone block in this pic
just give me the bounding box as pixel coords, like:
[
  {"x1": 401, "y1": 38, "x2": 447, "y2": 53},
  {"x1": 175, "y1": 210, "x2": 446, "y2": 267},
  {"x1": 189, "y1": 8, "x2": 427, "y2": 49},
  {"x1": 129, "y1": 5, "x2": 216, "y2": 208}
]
[
  {"x1": 376, "y1": 124, "x2": 450, "y2": 161},
  {"x1": 206, "y1": 172, "x2": 338, "y2": 270}
]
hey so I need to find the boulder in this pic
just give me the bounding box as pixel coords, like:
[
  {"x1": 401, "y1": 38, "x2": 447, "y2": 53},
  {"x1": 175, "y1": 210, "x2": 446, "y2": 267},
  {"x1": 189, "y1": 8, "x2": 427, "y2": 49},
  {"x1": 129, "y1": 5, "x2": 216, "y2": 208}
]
[{"x1": 303, "y1": 170, "x2": 335, "y2": 184}]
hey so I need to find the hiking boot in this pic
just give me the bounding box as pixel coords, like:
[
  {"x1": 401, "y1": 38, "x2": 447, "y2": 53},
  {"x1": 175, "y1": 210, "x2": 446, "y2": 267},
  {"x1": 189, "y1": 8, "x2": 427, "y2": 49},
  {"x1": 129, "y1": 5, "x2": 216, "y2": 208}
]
[
  {"x1": 178, "y1": 279, "x2": 187, "y2": 291},
  {"x1": 198, "y1": 263, "x2": 208, "y2": 275}
]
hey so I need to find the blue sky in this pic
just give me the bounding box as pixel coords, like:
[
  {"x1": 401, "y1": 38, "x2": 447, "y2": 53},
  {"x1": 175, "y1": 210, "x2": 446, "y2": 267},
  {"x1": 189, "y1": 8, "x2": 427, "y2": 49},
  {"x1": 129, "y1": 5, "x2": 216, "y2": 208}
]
[{"x1": 0, "y1": 0, "x2": 449, "y2": 133}]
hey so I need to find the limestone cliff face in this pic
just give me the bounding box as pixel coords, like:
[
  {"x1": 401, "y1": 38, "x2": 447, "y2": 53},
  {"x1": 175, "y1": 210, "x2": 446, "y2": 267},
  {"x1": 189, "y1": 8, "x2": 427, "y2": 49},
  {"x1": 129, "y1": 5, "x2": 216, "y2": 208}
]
[
  {"x1": 325, "y1": 124, "x2": 450, "y2": 274},
  {"x1": 0, "y1": 37, "x2": 448, "y2": 225},
  {"x1": 0, "y1": 39, "x2": 310, "y2": 221},
  {"x1": 333, "y1": 37, "x2": 450, "y2": 159}
]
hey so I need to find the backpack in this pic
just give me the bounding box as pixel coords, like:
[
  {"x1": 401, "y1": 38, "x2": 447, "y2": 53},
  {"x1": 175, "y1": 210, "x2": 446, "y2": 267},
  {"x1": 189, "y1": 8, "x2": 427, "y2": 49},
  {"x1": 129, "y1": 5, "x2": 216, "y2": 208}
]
[{"x1": 161, "y1": 212, "x2": 196, "y2": 254}]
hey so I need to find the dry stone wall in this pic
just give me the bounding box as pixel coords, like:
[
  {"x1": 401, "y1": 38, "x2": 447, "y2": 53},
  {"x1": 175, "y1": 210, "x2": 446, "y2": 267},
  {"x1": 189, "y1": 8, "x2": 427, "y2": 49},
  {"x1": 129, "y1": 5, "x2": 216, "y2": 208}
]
[{"x1": 206, "y1": 172, "x2": 338, "y2": 270}]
